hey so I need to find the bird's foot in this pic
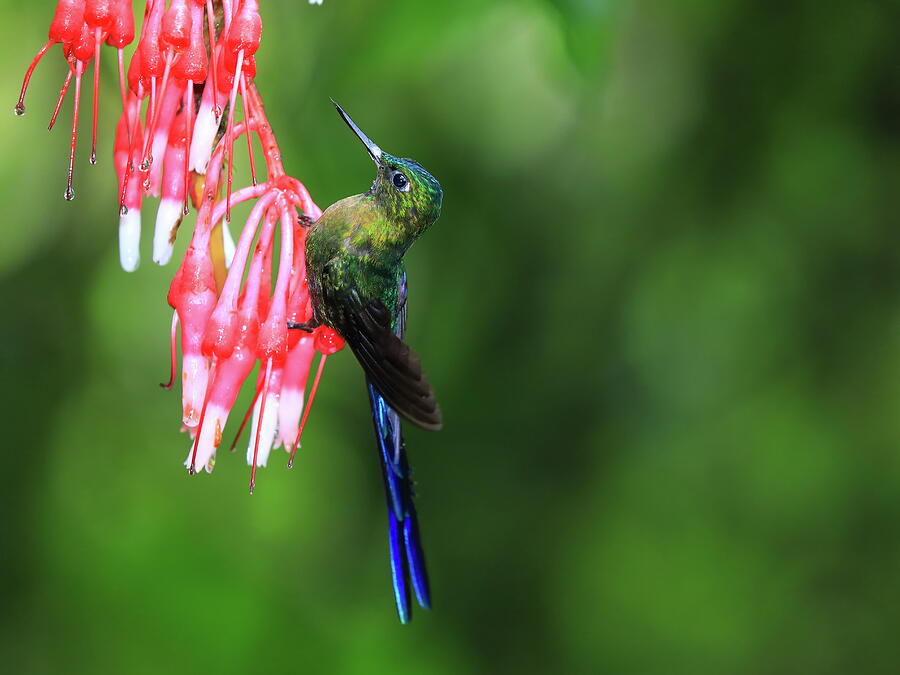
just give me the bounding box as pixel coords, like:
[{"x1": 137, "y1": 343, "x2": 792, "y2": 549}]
[{"x1": 287, "y1": 319, "x2": 319, "y2": 333}]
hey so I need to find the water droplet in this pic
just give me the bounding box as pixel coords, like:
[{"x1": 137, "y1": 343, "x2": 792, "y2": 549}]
[
  {"x1": 89, "y1": 152, "x2": 97, "y2": 165},
  {"x1": 142, "y1": 178, "x2": 151, "y2": 190},
  {"x1": 188, "y1": 466, "x2": 195, "y2": 476},
  {"x1": 13, "y1": 103, "x2": 25, "y2": 117},
  {"x1": 139, "y1": 158, "x2": 150, "y2": 172},
  {"x1": 64, "y1": 186, "x2": 75, "y2": 201},
  {"x1": 120, "y1": 204, "x2": 129, "y2": 215},
  {"x1": 183, "y1": 205, "x2": 190, "y2": 216},
  {"x1": 286, "y1": 458, "x2": 293, "y2": 469}
]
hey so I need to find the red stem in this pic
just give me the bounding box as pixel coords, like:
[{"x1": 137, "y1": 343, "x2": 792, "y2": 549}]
[
  {"x1": 288, "y1": 353, "x2": 326, "y2": 468},
  {"x1": 184, "y1": 80, "x2": 194, "y2": 215},
  {"x1": 16, "y1": 39, "x2": 54, "y2": 115},
  {"x1": 90, "y1": 28, "x2": 102, "y2": 165},
  {"x1": 245, "y1": 81, "x2": 286, "y2": 180},
  {"x1": 141, "y1": 76, "x2": 157, "y2": 170},
  {"x1": 250, "y1": 356, "x2": 273, "y2": 493},
  {"x1": 49, "y1": 66, "x2": 74, "y2": 131},
  {"x1": 66, "y1": 61, "x2": 85, "y2": 201},
  {"x1": 230, "y1": 384, "x2": 263, "y2": 452},
  {"x1": 240, "y1": 74, "x2": 258, "y2": 185},
  {"x1": 205, "y1": 0, "x2": 220, "y2": 119},
  {"x1": 160, "y1": 310, "x2": 179, "y2": 389},
  {"x1": 143, "y1": 53, "x2": 174, "y2": 170},
  {"x1": 224, "y1": 49, "x2": 244, "y2": 222},
  {"x1": 118, "y1": 48, "x2": 131, "y2": 144}
]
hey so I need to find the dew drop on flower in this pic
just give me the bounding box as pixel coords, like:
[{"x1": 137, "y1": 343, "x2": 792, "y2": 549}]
[
  {"x1": 14, "y1": 104, "x2": 25, "y2": 116},
  {"x1": 64, "y1": 186, "x2": 75, "y2": 200}
]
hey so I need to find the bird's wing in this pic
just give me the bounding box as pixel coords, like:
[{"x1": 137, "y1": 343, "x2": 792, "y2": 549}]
[{"x1": 323, "y1": 266, "x2": 442, "y2": 431}]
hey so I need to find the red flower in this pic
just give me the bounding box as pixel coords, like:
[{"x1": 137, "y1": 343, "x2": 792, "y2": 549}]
[{"x1": 17, "y1": 0, "x2": 338, "y2": 491}]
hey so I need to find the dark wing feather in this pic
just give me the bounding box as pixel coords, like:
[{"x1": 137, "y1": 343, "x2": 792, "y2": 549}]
[{"x1": 327, "y1": 277, "x2": 442, "y2": 431}]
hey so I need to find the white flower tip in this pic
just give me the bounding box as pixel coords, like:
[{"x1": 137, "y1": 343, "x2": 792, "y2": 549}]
[
  {"x1": 189, "y1": 102, "x2": 219, "y2": 175},
  {"x1": 118, "y1": 209, "x2": 141, "y2": 272},
  {"x1": 184, "y1": 407, "x2": 227, "y2": 473},
  {"x1": 181, "y1": 355, "x2": 210, "y2": 428},
  {"x1": 247, "y1": 395, "x2": 280, "y2": 468},
  {"x1": 183, "y1": 450, "x2": 216, "y2": 474},
  {"x1": 222, "y1": 219, "x2": 236, "y2": 268},
  {"x1": 153, "y1": 198, "x2": 183, "y2": 265},
  {"x1": 277, "y1": 388, "x2": 304, "y2": 450}
]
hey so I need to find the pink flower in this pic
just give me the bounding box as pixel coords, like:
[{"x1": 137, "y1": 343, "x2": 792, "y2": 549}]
[{"x1": 17, "y1": 0, "x2": 340, "y2": 492}]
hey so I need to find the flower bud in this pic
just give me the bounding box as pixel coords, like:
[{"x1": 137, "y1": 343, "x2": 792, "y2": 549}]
[
  {"x1": 225, "y1": 0, "x2": 262, "y2": 56},
  {"x1": 84, "y1": 0, "x2": 113, "y2": 29},
  {"x1": 315, "y1": 327, "x2": 345, "y2": 355},
  {"x1": 106, "y1": 0, "x2": 135, "y2": 48},
  {"x1": 138, "y1": 0, "x2": 164, "y2": 78},
  {"x1": 49, "y1": 0, "x2": 86, "y2": 44},
  {"x1": 172, "y1": 2, "x2": 207, "y2": 81},
  {"x1": 72, "y1": 21, "x2": 96, "y2": 62},
  {"x1": 168, "y1": 243, "x2": 218, "y2": 427},
  {"x1": 161, "y1": 0, "x2": 192, "y2": 52}
]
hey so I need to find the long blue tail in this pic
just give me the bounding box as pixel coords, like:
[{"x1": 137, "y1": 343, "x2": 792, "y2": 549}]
[{"x1": 367, "y1": 381, "x2": 431, "y2": 623}]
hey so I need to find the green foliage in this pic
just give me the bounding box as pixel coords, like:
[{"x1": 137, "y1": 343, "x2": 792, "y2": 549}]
[{"x1": 1, "y1": 0, "x2": 899, "y2": 673}]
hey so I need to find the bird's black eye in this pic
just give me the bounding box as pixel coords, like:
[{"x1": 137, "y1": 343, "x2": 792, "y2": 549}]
[{"x1": 391, "y1": 171, "x2": 409, "y2": 190}]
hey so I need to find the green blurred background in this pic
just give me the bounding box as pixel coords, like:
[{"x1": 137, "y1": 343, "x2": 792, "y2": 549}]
[{"x1": 2, "y1": 0, "x2": 900, "y2": 673}]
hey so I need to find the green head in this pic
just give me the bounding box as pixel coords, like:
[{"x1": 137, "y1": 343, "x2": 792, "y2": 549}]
[{"x1": 333, "y1": 101, "x2": 442, "y2": 235}]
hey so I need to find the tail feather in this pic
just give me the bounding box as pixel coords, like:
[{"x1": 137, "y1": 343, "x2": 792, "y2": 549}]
[
  {"x1": 368, "y1": 382, "x2": 431, "y2": 623},
  {"x1": 387, "y1": 512, "x2": 411, "y2": 623},
  {"x1": 403, "y1": 511, "x2": 431, "y2": 608}
]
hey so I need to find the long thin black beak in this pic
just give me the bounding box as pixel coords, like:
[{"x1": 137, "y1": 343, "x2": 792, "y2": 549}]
[{"x1": 331, "y1": 99, "x2": 382, "y2": 165}]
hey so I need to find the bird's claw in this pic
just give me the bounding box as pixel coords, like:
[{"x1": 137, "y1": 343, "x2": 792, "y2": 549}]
[{"x1": 287, "y1": 320, "x2": 317, "y2": 333}]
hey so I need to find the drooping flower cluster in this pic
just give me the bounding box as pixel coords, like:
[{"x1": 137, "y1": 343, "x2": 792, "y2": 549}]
[{"x1": 17, "y1": 0, "x2": 343, "y2": 491}]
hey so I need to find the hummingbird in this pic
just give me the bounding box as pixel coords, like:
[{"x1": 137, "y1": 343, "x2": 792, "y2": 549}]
[{"x1": 289, "y1": 101, "x2": 443, "y2": 623}]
